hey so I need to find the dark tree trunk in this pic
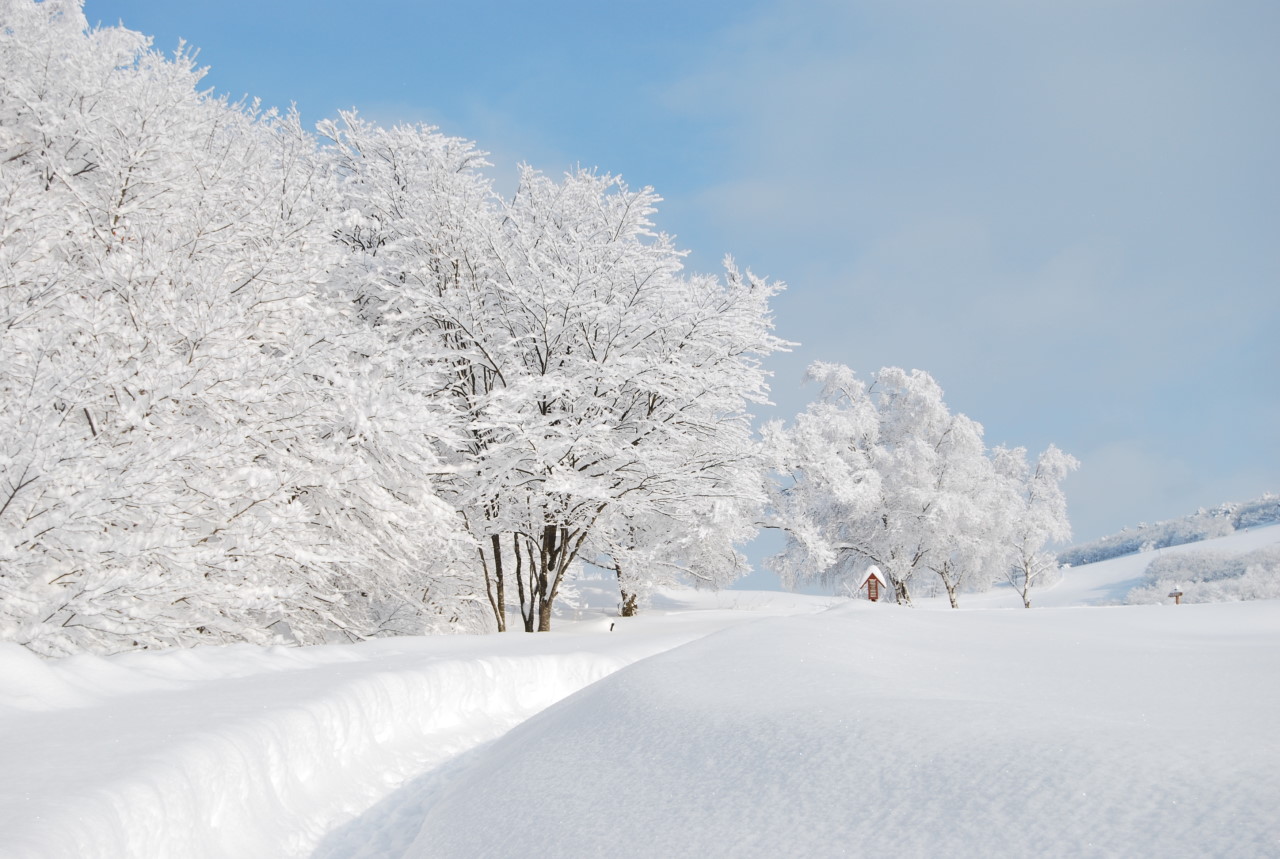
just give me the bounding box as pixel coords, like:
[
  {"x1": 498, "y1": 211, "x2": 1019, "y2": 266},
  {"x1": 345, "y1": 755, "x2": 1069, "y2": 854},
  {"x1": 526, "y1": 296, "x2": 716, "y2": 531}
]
[
  {"x1": 515, "y1": 537, "x2": 534, "y2": 632},
  {"x1": 615, "y1": 563, "x2": 638, "y2": 616},
  {"x1": 620, "y1": 590, "x2": 638, "y2": 617},
  {"x1": 490, "y1": 534, "x2": 506, "y2": 631},
  {"x1": 535, "y1": 524, "x2": 558, "y2": 632}
]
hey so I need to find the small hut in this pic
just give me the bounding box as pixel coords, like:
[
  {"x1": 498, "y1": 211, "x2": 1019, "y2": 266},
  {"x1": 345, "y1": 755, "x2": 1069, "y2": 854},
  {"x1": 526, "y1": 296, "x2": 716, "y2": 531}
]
[{"x1": 857, "y1": 566, "x2": 887, "y2": 602}]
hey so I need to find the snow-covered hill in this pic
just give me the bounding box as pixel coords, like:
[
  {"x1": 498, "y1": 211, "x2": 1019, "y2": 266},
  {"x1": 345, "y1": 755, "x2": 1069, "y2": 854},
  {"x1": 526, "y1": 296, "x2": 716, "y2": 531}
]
[
  {"x1": 938, "y1": 521, "x2": 1280, "y2": 609},
  {"x1": 1058, "y1": 493, "x2": 1280, "y2": 567},
  {"x1": 2, "y1": 527, "x2": 1278, "y2": 858}
]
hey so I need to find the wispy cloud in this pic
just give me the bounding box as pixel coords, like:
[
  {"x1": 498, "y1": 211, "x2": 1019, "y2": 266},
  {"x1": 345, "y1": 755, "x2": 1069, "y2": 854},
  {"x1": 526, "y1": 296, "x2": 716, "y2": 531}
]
[{"x1": 659, "y1": 0, "x2": 1280, "y2": 537}]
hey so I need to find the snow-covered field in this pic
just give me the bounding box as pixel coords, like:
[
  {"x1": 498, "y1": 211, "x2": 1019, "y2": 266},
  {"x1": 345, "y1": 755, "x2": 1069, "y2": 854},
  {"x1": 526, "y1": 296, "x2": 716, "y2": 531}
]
[{"x1": 3, "y1": 528, "x2": 1279, "y2": 858}]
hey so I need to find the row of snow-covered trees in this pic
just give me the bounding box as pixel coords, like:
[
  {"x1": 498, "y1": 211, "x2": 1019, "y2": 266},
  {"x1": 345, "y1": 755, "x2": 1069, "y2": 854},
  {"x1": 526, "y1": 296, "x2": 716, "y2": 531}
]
[
  {"x1": 764, "y1": 364, "x2": 1078, "y2": 607},
  {"x1": 1058, "y1": 493, "x2": 1280, "y2": 567},
  {"x1": 0, "y1": 0, "x2": 781, "y2": 654},
  {"x1": 320, "y1": 116, "x2": 782, "y2": 632},
  {"x1": 1, "y1": 1, "x2": 468, "y2": 652},
  {"x1": 1, "y1": 0, "x2": 1076, "y2": 655},
  {"x1": 1124, "y1": 544, "x2": 1280, "y2": 605}
]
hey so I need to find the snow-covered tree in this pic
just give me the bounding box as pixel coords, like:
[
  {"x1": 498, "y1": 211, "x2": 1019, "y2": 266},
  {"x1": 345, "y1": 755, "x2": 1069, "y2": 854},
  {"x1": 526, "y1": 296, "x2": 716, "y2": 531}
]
[
  {"x1": 595, "y1": 487, "x2": 761, "y2": 617},
  {"x1": 477, "y1": 173, "x2": 781, "y2": 629},
  {"x1": 1124, "y1": 545, "x2": 1280, "y2": 605},
  {"x1": 921, "y1": 414, "x2": 1005, "y2": 608},
  {"x1": 763, "y1": 363, "x2": 882, "y2": 593},
  {"x1": 768, "y1": 364, "x2": 965, "y2": 603},
  {"x1": 766, "y1": 364, "x2": 1072, "y2": 607},
  {"x1": 0, "y1": 0, "x2": 473, "y2": 654},
  {"x1": 1, "y1": 0, "x2": 784, "y2": 652},
  {"x1": 768, "y1": 364, "x2": 964, "y2": 604},
  {"x1": 323, "y1": 119, "x2": 783, "y2": 630},
  {"x1": 857, "y1": 366, "x2": 965, "y2": 604},
  {"x1": 575, "y1": 257, "x2": 780, "y2": 617},
  {"x1": 992, "y1": 444, "x2": 1079, "y2": 607}
]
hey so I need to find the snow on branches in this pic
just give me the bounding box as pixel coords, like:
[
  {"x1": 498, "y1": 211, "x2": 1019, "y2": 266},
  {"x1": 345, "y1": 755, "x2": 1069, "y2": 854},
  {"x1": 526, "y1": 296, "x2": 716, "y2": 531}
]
[
  {"x1": 323, "y1": 114, "x2": 784, "y2": 631},
  {"x1": 765, "y1": 364, "x2": 1077, "y2": 606},
  {"x1": 0, "y1": 2, "x2": 473, "y2": 653},
  {"x1": 2, "y1": 0, "x2": 1081, "y2": 655},
  {"x1": 1, "y1": 0, "x2": 783, "y2": 652}
]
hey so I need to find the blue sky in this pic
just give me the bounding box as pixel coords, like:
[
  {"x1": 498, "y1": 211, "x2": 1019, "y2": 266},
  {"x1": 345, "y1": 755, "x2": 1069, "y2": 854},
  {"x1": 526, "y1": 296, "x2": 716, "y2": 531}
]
[{"x1": 85, "y1": 0, "x2": 1279, "y2": 552}]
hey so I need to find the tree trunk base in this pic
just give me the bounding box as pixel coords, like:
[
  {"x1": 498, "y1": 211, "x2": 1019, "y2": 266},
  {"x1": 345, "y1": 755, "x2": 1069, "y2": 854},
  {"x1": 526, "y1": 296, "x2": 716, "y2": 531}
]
[{"x1": 620, "y1": 590, "x2": 638, "y2": 617}]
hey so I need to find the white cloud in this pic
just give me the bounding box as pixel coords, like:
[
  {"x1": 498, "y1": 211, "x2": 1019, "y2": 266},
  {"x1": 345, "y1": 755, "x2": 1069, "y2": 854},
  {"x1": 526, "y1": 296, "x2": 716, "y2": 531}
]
[{"x1": 658, "y1": 0, "x2": 1279, "y2": 535}]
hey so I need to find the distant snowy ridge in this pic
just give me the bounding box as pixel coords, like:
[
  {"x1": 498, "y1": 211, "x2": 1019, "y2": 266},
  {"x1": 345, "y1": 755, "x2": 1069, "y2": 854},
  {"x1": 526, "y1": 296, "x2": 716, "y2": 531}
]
[
  {"x1": 1059, "y1": 492, "x2": 1280, "y2": 567},
  {"x1": 1124, "y1": 543, "x2": 1280, "y2": 605}
]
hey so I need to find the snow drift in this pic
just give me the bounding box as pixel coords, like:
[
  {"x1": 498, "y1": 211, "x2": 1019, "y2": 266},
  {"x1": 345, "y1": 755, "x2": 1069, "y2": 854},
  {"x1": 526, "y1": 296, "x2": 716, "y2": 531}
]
[
  {"x1": 0, "y1": 592, "x2": 835, "y2": 858},
  {"x1": 407, "y1": 601, "x2": 1280, "y2": 858}
]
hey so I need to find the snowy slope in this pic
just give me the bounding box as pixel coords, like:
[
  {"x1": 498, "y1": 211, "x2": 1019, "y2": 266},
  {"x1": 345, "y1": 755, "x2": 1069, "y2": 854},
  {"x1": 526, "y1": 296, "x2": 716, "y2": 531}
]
[
  {"x1": 944, "y1": 521, "x2": 1280, "y2": 609},
  {"x1": 407, "y1": 600, "x2": 1280, "y2": 858}
]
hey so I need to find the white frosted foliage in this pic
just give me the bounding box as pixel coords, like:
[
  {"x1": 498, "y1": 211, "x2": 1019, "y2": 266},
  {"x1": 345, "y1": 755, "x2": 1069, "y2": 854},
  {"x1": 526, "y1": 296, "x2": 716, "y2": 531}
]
[
  {"x1": 1, "y1": 0, "x2": 785, "y2": 651},
  {"x1": 767, "y1": 363, "x2": 1077, "y2": 606},
  {"x1": 0, "y1": 0, "x2": 472, "y2": 653}
]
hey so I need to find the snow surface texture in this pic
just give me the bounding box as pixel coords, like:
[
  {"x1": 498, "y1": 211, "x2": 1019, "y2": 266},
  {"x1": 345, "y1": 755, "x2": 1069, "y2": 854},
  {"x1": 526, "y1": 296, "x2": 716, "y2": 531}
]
[
  {"x1": 2, "y1": 529, "x2": 1278, "y2": 858},
  {"x1": 0, "y1": 589, "x2": 835, "y2": 858},
  {"x1": 408, "y1": 602, "x2": 1280, "y2": 859}
]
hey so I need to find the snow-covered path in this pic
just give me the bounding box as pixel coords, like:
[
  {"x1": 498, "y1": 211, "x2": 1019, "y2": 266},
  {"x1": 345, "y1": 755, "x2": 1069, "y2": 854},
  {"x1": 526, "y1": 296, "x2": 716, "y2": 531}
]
[
  {"x1": 2, "y1": 529, "x2": 1278, "y2": 857},
  {"x1": 407, "y1": 600, "x2": 1280, "y2": 858},
  {"x1": 0, "y1": 591, "x2": 836, "y2": 858}
]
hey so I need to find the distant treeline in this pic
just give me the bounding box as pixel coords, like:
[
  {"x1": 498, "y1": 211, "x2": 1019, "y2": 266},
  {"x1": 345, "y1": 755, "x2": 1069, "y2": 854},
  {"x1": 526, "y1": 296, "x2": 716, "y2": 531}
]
[
  {"x1": 1123, "y1": 544, "x2": 1280, "y2": 605},
  {"x1": 1059, "y1": 494, "x2": 1280, "y2": 567}
]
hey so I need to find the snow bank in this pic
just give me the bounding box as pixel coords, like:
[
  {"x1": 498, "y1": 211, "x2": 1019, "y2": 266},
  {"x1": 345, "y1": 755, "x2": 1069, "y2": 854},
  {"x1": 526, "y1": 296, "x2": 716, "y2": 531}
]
[
  {"x1": 7, "y1": 546, "x2": 1280, "y2": 858},
  {"x1": 0, "y1": 590, "x2": 837, "y2": 858},
  {"x1": 407, "y1": 600, "x2": 1280, "y2": 858},
  {"x1": 1, "y1": 646, "x2": 615, "y2": 857}
]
